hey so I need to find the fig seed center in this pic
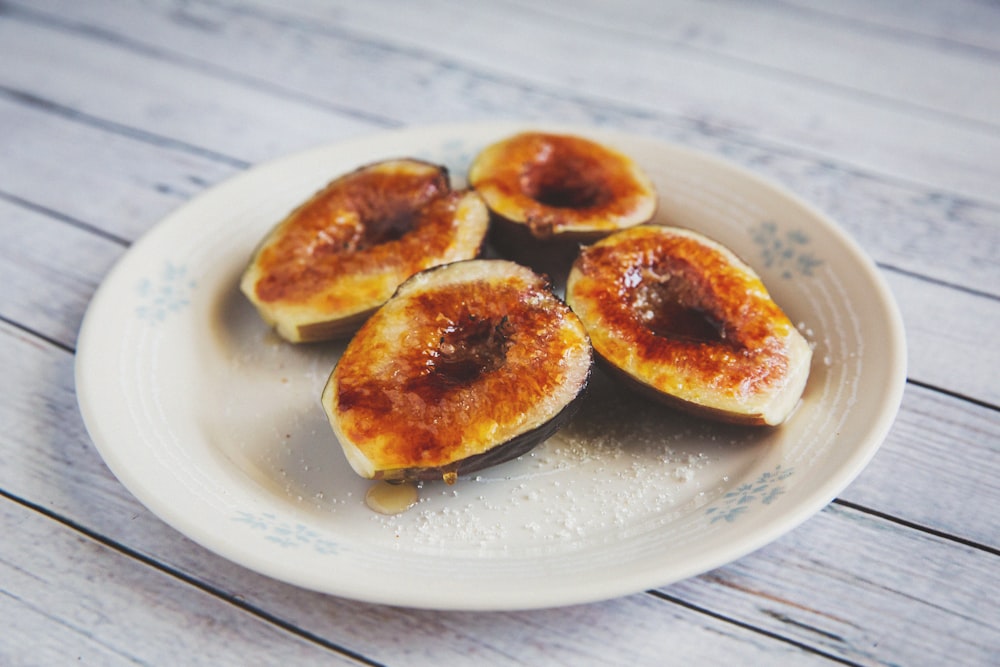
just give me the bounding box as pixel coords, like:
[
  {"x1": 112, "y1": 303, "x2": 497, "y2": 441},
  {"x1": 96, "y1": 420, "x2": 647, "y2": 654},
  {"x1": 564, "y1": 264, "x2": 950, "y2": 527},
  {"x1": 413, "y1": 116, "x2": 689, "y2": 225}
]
[
  {"x1": 521, "y1": 154, "x2": 612, "y2": 210},
  {"x1": 431, "y1": 314, "x2": 513, "y2": 384},
  {"x1": 628, "y1": 266, "x2": 727, "y2": 344}
]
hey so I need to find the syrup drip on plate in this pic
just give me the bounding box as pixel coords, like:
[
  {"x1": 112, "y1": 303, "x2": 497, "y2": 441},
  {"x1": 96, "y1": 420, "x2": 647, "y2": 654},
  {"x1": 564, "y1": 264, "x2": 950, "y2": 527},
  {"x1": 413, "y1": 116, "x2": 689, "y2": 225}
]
[{"x1": 365, "y1": 480, "x2": 419, "y2": 515}]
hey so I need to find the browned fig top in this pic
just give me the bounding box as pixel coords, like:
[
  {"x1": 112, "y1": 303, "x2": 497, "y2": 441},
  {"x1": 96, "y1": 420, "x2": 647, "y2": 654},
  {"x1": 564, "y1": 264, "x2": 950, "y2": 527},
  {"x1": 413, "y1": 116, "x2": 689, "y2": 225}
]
[
  {"x1": 328, "y1": 260, "x2": 592, "y2": 473},
  {"x1": 468, "y1": 131, "x2": 656, "y2": 237},
  {"x1": 567, "y1": 226, "x2": 795, "y2": 399},
  {"x1": 252, "y1": 160, "x2": 465, "y2": 307}
]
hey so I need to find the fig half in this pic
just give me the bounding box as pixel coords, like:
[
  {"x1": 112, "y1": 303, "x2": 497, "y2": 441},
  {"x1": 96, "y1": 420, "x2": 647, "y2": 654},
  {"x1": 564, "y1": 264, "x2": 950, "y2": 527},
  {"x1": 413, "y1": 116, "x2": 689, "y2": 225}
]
[
  {"x1": 241, "y1": 159, "x2": 489, "y2": 342},
  {"x1": 566, "y1": 225, "x2": 812, "y2": 426},
  {"x1": 468, "y1": 131, "x2": 657, "y2": 276},
  {"x1": 322, "y1": 259, "x2": 593, "y2": 483}
]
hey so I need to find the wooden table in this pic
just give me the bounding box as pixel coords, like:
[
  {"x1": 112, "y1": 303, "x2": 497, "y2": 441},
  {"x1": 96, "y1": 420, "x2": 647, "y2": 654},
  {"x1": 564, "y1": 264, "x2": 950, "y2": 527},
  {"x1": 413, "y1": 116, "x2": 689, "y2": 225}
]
[{"x1": 2, "y1": 1, "x2": 998, "y2": 664}]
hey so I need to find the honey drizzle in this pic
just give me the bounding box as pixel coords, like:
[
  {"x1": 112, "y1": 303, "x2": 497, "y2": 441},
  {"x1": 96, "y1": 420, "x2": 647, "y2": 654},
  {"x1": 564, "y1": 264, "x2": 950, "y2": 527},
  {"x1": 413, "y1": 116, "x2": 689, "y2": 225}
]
[{"x1": 365, "y1": 480, "x2": 419, "y2": 515}]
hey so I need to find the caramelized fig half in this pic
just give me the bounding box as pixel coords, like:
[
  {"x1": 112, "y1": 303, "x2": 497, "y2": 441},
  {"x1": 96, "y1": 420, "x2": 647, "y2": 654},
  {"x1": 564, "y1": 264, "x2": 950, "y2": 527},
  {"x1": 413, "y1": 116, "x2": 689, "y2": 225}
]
[
  {"x1": 566, "y1": 225, "x2": 812, "y2": 426},
  {"x1": 322, "y1": 259, "x2": 593, "y2": 483},
  {"x1": 241, "y1": 159, "x2": 489, "y2": 342},
  {"x1": 468, "y1": 131, "x2": 657, "y2": 275}
]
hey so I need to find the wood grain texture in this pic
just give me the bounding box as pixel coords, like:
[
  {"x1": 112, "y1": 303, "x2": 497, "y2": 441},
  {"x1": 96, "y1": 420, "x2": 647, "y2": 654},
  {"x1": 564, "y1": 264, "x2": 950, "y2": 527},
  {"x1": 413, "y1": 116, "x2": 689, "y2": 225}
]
[
  {"x1": 840, "y1": 383, "x2": 1000, "y2": 549},
  {"x1": 664, "y1": 504, "x2": 1000, "y2": 665},
  {"x1": 1, "y1": 0, "x2": 998, "y2": 664},
  {"x1": 0, "y1": 197, "x2": 124, "y2": 347},
  {"x1": 274, "y1": 0, "x2": 1000, "y2": 128},
  {"x1": 0, "y1": 500, "x2": 361, "y2": 666},
  {"x1": 9, "y1": 0, "x2": 1000, "y2": 202},
  {"x1": 0, "y1": 94, "x2": 240, "y2": 242},
  {"x1": 783, "y1": 0, "x2": 1000, "y2": 53},
  {"x1": 234, "y1": 0, "x2": 1000, "y2": 200},
  {"x1": 885, "y1": 270, "x2": 1000, "y2": 406},
  {"x1": 0, "y1": 15, "x2": 382, "y2": 163}
]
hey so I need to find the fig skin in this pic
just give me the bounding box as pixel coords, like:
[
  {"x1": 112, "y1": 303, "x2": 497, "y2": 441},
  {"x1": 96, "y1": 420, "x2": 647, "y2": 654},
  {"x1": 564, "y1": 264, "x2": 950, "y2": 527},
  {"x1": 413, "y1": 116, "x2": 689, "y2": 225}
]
[
  {"x1": 468, "y1": 131, "x2": 657, "y2": 278},
  {"x1": 322, "y1": 259, "x2": 593, "y2": 483},
  {"x1": 565, "y1": 225, "x2": 812, "y2": 426},
  {"x1": 241, "y1": 159, "x2": 489, "y2": 343}
]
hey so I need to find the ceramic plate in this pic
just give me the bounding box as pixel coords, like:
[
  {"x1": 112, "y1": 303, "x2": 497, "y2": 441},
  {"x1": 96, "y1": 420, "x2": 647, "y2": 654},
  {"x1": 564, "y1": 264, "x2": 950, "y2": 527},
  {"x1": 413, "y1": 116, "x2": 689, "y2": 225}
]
[{"x1": 75, "y1": 122, "x2": 906, "y2": 610}]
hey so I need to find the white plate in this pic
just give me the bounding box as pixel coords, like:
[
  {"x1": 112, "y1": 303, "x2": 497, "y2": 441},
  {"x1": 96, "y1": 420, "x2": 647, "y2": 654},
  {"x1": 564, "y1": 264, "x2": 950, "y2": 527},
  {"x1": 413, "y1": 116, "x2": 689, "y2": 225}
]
[{"x1": 76, "y1": 122, "x2": 906, "y2": 610}]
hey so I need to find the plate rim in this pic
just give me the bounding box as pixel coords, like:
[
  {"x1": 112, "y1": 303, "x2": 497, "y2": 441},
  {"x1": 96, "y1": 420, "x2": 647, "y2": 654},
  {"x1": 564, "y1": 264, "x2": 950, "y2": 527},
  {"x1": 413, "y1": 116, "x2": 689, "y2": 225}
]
[{"x1": 75, "y1": 121, "x2": 908, "y2": 610}]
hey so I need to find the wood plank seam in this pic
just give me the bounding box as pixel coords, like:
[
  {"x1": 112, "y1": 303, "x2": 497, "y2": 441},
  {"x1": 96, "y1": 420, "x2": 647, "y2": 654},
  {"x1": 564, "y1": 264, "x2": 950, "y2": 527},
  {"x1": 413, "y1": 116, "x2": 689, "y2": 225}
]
[
  {"x1": 0, "y1": 486, "x2": 387, "y2": 667},
  {"x1": 0, "y1": 313, "x2": 75, "y2": 355},
  {"x1": 647, "y1": 589, "x2": 864, "y2": 667},
  {"x1": 764, "y1": 0, "x2": 1000, "y2": 60},
  {"x1": 875, "y1": 262, "x2": 1000, "y2": 303},
  {"x1": 1, "y1": 2, "x2": 404, "y2": 129},
  {"x1": 832, "y1": 499, "x2": 1000, "y2": 557},
  {"x1": 0, "y1": 189, "x2": 133, "y2": 248},
  {"x1": 485, "y1": 0, "x2": 1000, "y2": 134},
  {"x1": 0, "y1": 84, "x2": 252, "y2": 170},
  {"x1": 7, "y1": 0, "x2": 1000, "y2": 207},
  {"x1": 904, "y1": 378, "x2": 1000, "y2": 414}
]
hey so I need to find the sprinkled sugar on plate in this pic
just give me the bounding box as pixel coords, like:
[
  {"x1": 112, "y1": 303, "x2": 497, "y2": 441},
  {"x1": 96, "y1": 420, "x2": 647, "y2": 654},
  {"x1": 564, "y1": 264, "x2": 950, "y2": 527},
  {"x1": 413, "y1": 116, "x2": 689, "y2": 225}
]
[{"x1": 76, "y1": 122, "x2": 906, "y2": 610}]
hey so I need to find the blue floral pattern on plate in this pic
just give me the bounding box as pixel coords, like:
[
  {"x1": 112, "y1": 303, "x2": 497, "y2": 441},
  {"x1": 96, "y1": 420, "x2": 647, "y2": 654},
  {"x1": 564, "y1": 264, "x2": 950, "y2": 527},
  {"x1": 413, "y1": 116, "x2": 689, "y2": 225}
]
[
  {"x1": 233, "y1": 511, "x2": 340, "y2": 555},
  {"x1": 706, "y1": 465, "x2": 794, "y2": 524},
  {"x1": 136, "y1": 262, "x2": 196, "y2": 322},
  {"x1": 750, "y1": 221, "x2": 822, "y2": 279}
]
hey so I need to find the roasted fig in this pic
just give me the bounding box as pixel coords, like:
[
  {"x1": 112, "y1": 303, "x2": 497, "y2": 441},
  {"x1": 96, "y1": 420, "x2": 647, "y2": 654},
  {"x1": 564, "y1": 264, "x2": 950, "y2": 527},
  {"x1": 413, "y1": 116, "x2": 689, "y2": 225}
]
[
  {"x1": 468, "y1": 131, "x2": 657, "y2": 276},
  {"x1": 241, "y1": 159, "x2": 489, "y2": 342},
  {"x1": 565, "y1": 225, "x2": 812, "y2": 426},
  {"x1": 322, "y1": 259, "x2": 593, "y2": 483}
]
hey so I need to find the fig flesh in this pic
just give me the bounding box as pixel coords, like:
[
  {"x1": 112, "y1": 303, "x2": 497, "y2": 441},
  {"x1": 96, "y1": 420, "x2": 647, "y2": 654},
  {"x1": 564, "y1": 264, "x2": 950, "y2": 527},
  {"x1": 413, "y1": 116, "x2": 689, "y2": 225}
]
[
  {"x1": 241, "y1": 159, "x2": 489, "y2": 342},
  {"x1": 566, "y1": 225, "x2": 812, "y2": 426},
  {"x1": 322, "y1": 259, "x2": 593, "y2": 483},
  {"x1": 468, "y1": 131, "x2": 657, "y2": 275}
]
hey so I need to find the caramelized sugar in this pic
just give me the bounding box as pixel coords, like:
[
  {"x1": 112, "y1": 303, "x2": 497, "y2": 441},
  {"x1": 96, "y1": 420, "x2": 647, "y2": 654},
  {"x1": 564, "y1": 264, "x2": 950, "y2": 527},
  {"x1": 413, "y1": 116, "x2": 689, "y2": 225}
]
[
  {"x1": 334, "y1": 276, "x2": 588, "y2": 470},
  {"x1": 413, "y1": 313, "x2": 513, "y2": 395},
  {"x1": 627, "y1": 263, "x2": 727, "y2": 343},
  {"x1": 521, "y1": 149, "x2": 614, "y2": 210},
  {"x1": 572, "y1": 229, "x2": 792, "y2": 395},
  {"x1": 253, "y1": 164, "x2": 456, "y2": 303},
  {"x1": 472, "y1": 132, "x2": 652, "y2": 235}
]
